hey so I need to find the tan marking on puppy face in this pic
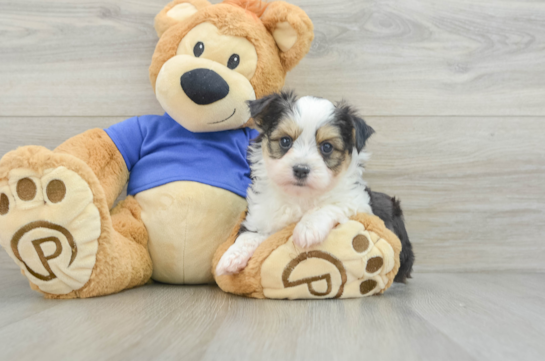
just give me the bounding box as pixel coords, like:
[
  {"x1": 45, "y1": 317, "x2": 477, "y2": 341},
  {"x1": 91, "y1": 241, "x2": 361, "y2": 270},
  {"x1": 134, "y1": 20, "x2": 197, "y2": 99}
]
[
  {"x1": 316, "y1": 124, "x2": 351, "y2": 174},
  {"x1": 266, "y1": 119, "x2": 302, "y2": 159}
]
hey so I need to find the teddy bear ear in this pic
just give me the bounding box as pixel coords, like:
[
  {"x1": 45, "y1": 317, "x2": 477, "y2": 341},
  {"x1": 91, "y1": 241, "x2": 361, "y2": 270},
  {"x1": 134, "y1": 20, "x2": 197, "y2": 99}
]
[
  {"x1": 261, "y1": 1, "x2": 314, "y2": 72},
  {"x1": 154, "y1": 0, "x2": 212, "y2": 37}
]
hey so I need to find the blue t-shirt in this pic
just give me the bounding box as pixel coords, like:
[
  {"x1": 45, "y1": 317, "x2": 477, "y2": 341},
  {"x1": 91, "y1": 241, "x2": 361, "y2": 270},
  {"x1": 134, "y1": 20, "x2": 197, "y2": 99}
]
[{"x1": 105, "y1": 113, "x2": 258, "y2": 197}]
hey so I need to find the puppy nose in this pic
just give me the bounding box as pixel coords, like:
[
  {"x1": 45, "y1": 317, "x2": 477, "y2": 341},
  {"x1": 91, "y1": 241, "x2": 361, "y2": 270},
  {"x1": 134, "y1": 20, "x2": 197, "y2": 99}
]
[
  {"x1": 293, "y1": 164, "x2": 311, "y2": 180},
  {"x1": 180, "y1": 69, "x2": 230, "y2": 105}
]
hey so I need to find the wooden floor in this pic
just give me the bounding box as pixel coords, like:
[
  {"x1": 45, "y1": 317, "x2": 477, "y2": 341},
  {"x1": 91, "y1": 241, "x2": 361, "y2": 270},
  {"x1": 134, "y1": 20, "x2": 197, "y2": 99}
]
[
  {"x1": 1, "y1": 0, "x2": 544, "y2": 272},
  {"x1": 0, "y1": 268, "x2": 543, "y2": 361},
  {"x1": 1, "y1": 0, "x2": 545, "y2": 360}
]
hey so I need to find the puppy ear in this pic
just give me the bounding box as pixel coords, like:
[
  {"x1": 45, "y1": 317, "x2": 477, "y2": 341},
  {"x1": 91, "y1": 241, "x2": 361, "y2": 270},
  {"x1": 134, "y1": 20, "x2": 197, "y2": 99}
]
[
  {"x1": 352, "y1": 116, "x2": 375, "y2": 153},
  {"x1": 336, "y1": 102, "x2": 375, "y2": 153},
  {"x1": 261, "y1": 2, "x2": 314, "y2": 72},
  {"x1": 247, "y1": 91, "x2": 297, "y2": 133},
  {"x1": 154, "y1": 0, "x2": 211, "y2": 37}
]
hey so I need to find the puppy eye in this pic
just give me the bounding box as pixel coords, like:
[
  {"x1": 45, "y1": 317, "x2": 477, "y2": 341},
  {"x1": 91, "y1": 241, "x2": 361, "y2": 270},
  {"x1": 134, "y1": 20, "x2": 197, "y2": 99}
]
[
  {"x1": 227, "y1": 54, "x2": 240, "y2": 69},
  {"x1": 193, "y1": 42, "x2": 204, "y2": 57},
  {"x1": 280, "y1": 137, "x2": 292, "y2": 150},
  {"x1": 321, "y1": 142, "x2": 334, "y2": 155}
]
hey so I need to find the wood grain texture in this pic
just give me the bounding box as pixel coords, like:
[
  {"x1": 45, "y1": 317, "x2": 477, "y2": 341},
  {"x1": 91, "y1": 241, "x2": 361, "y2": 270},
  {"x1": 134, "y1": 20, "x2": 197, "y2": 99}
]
[
  {"x1": 0, "y1": 270, "x2": 544, "y2": 361},
  {"x1": 0, "y1": 248, "x2": 17, "y2": 270},
  {"x1": 1, "y1": 0, "x2": 545, "y2": 116},
  {"x1": 289, "y1": 0, "x2": 545, "y2": 116},
  {"x1": 364, "y1": 116, "x2": 545, "y2": 272},
  {"x1": 1, "y1": 1, "x2": 544, "y2": 359},
  {"x1": 1, "y1": 116, "x2": 543, "y2": 272}
]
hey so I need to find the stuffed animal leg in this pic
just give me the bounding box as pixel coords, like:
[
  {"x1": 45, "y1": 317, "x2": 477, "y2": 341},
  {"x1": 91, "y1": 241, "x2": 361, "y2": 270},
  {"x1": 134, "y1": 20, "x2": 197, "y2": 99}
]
[
  {"x1": 0, "y1": 130, "x2": 153, "y2": 298},
  {"x1": 213, "y1": 213, "x2": 402, "y2": 299}
]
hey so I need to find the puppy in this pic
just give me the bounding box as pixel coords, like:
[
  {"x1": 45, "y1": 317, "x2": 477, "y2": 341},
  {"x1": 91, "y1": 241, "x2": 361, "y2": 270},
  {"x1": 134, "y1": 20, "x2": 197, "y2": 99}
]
[{"x1": 216, "y1": 91, "x2": 414, "y2": 282}]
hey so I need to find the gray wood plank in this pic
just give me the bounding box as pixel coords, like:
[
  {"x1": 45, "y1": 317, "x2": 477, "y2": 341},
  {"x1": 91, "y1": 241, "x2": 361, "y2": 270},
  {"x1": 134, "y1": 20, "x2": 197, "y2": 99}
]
[
  {"x1": 0, "y1": 0, "x2": 165, "y2": 117},
  {"x1": 0, "y1": 251, "x2": 17, "y2": 270},
  {"x1": 401, "y1": 273, "x2": 545, "y2": 361},
  {"x1": 0, "y1": 117, "x2": 125, "y2": 157},
  {"x1": 290, "y1": 0, "x2": 545, "y2": 116},
  {"x1": 200, "y1": 285, "x2": 475, "y2": 361},
  {"x1": 0, "y1": 271, "x2": 544, "y2": 361},
  {"x1": 0, "y1": 269, "x2": 60, "y2": 328},
  {"x1": 1, "y1": 0, "x2": 545, "y2": 116},
  {"x1": 364, "y1": 116, "x2": 545, "y2": 272},
  {"x1": 1, "y1": 116, "x2": 544, "y2": 272}
]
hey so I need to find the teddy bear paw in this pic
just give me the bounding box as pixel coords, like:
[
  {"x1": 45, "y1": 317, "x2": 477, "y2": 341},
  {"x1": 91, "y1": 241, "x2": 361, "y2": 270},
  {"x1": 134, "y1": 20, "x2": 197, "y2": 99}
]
[
  {"x1": 0, "y1": 163, "x2": 101, "y2": 295},
  {"x1": 260, "y1": 220, "x2": 397, "y2": 299}
]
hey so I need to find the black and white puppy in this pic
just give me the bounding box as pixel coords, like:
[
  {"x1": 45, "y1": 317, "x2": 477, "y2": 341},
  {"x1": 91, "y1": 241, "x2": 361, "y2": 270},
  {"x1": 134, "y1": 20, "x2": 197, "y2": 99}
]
[{"x1": 216, "y1": 91, "x2": 414, "y2": 282}]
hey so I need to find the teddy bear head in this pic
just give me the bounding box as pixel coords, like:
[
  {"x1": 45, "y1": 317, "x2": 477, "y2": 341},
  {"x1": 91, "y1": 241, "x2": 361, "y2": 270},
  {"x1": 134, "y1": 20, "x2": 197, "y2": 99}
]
[{"x1": 149, "y1": 0, "x2": 314, "y2": 132}]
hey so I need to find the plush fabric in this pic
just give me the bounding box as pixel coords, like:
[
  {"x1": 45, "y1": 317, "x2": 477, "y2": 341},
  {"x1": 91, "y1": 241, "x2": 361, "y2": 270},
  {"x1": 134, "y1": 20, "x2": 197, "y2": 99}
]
[
  {"x1": 271, "y1": 21, "x2": 299, "y2": 52},
  {"x1": 149, "y1": 0, "x2": 314, "y2": 107},
  {"x1": 55, "y1": 129, "x2": 129, "y2": 209},
  {"x1": 213, "y1": 213, "x2": 402, "y2": 299},
  {"x1": 261, "y1": 1, "x2": 314, "y2": 72},
  {"x1": 177, "y1": 22, "x2": 258, "y2": 79},
  {"x1": 0, "y1": 147, "x2": 152, "y2": 299},
  {"x1": 155, "y1": 0, "x2": 212, "y2": 37},
  {"x1": 155, "y1": 54, "x2": 257, "y2": 132},
  {"x1": 0, "y1": 0, "x2": 314, "y2": 299},
  {"x1": 105, "y1": 113, "x2": 259, "y2": 197},
  {"x1": 0, "y1": 166, "x2": 100, "y2": 295},
  {"x1": 136, "y1": 181, "x2": 247, "y2": 284}
]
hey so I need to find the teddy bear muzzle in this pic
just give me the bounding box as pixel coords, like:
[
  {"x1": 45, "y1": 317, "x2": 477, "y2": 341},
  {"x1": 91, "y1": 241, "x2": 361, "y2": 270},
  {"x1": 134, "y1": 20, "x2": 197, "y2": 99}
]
[{"x1": 155, "y1": 54, "x2": 255, "y2": 133}]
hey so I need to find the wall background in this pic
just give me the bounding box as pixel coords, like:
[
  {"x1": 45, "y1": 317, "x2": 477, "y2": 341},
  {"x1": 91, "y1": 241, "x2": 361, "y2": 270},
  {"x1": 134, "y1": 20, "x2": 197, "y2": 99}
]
[{"x1": 1, "y1": 0, "x2": 544, "y2": 272}]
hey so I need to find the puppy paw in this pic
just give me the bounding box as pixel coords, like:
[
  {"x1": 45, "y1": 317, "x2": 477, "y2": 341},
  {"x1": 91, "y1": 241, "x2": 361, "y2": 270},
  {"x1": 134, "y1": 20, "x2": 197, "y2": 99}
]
[
  {"x1": 215, "y1": 232, "x2": 266, "y2": 276},
  {"x1": 215, "y1": 247, "x2": 252, "y2": 276},
  {"x1": 293, "y1": 219, "x2": 332, "y2": 248}
]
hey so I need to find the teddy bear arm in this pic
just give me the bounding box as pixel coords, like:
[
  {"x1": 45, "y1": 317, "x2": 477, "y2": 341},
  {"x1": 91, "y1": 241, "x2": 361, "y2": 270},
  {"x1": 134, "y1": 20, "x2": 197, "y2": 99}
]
[
  {"x1": 54, "y1": 129, "x2": 129, "y2": 209},
  {"x1": 214, "y1": 213, "x2": 402, "y2": 299}
]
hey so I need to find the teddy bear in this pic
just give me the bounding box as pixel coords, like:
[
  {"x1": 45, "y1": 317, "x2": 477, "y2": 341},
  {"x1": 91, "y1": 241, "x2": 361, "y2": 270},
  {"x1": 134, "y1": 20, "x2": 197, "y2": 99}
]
[
  {"x1": 0, "y1": 0, "x2": 314, "y2": 299},
  {"x1": 213, "y1": 213, "x2": 402, "y2": 299}
]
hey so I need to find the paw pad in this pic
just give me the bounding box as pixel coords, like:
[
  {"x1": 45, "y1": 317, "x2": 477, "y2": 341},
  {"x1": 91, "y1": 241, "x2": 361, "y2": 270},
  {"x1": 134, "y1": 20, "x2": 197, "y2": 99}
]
[
  {"x1": 359, "y1": 279, "x2": 377, "y2": 295},
  {"x1": 260, "y1": 220, "x2": 396, "y2": 299},
  {"x1": 17, "y1": 178, "x2": 37, "y2": 201},
  {"x1": 366, "y1": 257, "x2": 384, "y2": 274},
  {"x1": 352, "y1": 234, "x2": 370, "y2": 253},
  {"x1": 46, "y1": 180, "x2": 66, "y2": 203},
  {"x1": 0, "y1": 193, "x2": 9, "y2": 215},
  {"x1": 0, "y1": 166, "x2": 100, "y2": 295}
]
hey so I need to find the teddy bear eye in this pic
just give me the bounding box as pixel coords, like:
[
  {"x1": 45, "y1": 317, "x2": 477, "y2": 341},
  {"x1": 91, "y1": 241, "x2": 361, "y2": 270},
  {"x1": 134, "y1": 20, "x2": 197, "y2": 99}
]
[
  {"x1": 193, "y1": 42, "x2": 204, "y2": 57},
  {"x1": 227, "y1": 54, "x2": 240, "y2": 69}
]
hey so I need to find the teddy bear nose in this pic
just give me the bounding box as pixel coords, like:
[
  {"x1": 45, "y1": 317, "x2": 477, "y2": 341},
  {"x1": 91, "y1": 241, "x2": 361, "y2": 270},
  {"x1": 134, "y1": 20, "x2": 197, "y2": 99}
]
[{"x1": 180, "y1": 68, "x2": 230, "y2": 105}]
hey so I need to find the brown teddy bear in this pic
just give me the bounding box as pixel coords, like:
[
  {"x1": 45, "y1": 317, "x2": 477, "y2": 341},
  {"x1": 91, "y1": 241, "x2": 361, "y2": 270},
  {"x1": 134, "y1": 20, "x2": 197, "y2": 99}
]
[
  {"x1": 213, "y1": 213, "x2": 402, "y2": 299},
  {"x1": 0, "y1": 0, "x2": 314, "y2": 298}
]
